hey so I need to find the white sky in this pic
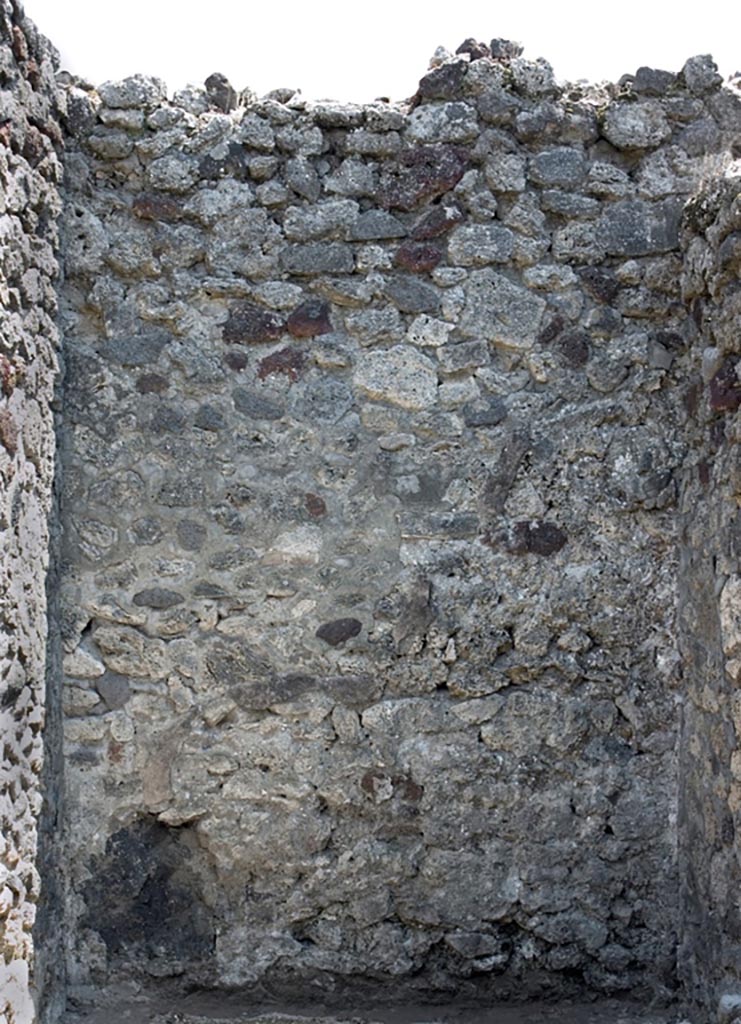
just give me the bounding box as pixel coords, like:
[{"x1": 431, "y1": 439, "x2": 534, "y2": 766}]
[{"x1": 21, "y1": 0, "x2": 741, "y2": 103}]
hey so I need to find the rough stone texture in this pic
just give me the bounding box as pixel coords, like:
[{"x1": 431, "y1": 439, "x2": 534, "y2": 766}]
[
  {"x1": 676, "y1": 169, "x2": 741, "y2": 1016},
  {"x1": 0, "y1": 4, "x2": 64, "y2": 1023},
  {"x1": 52, "y1": 43, "x2": 741, "y2": 1019},
  {"x1": 2, "y1": 9, "x2": 741, "y2": 1022}
]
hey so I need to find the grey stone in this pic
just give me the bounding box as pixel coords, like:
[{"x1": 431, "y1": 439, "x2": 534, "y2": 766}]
[
  {"x1": 348, "y1": 210, "x2": 407, "y2": 240},
  {"x1": 95, "y1": 672, "x2": 132, "y2": 710},
  {"x1": 345, "y1": 307, "x2": 404, "y2": 346},
  {"x1": 194, "y1": 404, "x2": 225, "y2": 431},
  {"x1": 602, "y1": 101, "x2": 672, "y2": 150},
  {"x1": 98, "y1": 74, "x2": 166, "y2": 109},
  {"x1": 406, "y1": 101, "x2": 479, "y2": 143},
  {"x1": 383, "y1": 275, "x2": 441, "y2": 314},
  {"x1": 280, "y1": 243, "x2": 354, "y2": 275},
  {"x1": 601, "y1": 199, "x2": 683, "y2": 256},
  {"x1": 285, "y1": 156, "x2": 321, "y2": 201},
  {"x1": 146, "y1": 152, "x2": 200, "y2": 194},
  {"x1": 540, "y1": 191, "x2": 600, "y2": 218},
  {"x1": 459, "y1": 269, "x2": 546, "y2": 353},
  {"x1": 283, "y1": 200, "x2": 359, "y2": 240},
  {"x1": 176, "y1": 519, "x2": 207, "y2": 551},
  {"x1": 682, "y1": 54, "x2": 723, "y2": 94},
  {"x1": 315, "y1": 618, "x2": 363, "y2": 646},
  {"x1": 108, "y1": 330, "x2": 169, "y2": 367},
  {"x1": 529, "y1": 147, "x2": 587, "y2": 187},
  {"x1": 484, "y1": 152, "x2": 526, "y2": 192},
  {"x1": 354, "y1": 346, "x2": 439, "y2": 410},
  {"x1": 448, "y1": 223, "x2": 514, "y2": 266},
  {"x1": 128, "y1": 517, "x2": 163, "y2": 545},
  {"x1": 132, "y1": 588, "x2": 185, "y2": 609},
  {"x1": 632, "y1": 66, "x2": 677, "y2": 96},
  {"x1": 232, "y1": 387, "x2": 283, "y2": 420}
]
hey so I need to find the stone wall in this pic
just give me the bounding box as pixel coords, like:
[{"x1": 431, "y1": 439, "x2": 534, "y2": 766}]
[
  {"x1": 55, "y1": 46, "x2": 740, "y2": 1008},
  {"x1": 677, "y1": 168, "x2": 741, "y2": 1014},
  {"x1": 0, "y1": 3, "x2": 64, "y2": 1022}
]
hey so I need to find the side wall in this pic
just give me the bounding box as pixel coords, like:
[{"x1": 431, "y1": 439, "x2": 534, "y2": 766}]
[
  {"x1": 0, "y1": 4, "x2": 64, "y2": 1022},
  {"x1": 56, "y1": 54, "x2": 738, "y2": 1004},
  {"x1": 677, "y1": 171, "x2": 741, "y2": 1014}
]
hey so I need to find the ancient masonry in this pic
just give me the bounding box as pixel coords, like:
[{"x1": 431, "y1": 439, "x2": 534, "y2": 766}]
[{"x1": 3, "y1": 2, "x2": 741, "y2": 1022}]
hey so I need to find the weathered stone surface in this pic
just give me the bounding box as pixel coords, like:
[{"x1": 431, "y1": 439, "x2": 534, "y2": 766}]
[
  {"x1": 377, "y1": 144, "x2": 469, "y2": 210},
  {"x1": 459, "y1": 269, "x2": 547, "y2": 353},
  {"x1": 280, "y1": 242, "x2": 354, "y2": 274},
  {"x1": 354, "y1": 346, "x2": 438, "y2": 409},
  {"x1": 394, "y1": 240, "x2": 443, "y2": 273},
  {"x1": 602, "y1": 101, "x2": 672, "y2": 150},
  {"x1": 223, "y1": 302, "x2": 286, "y2": 345},
  {"x1": 316, "y1": 618, "x2": 363, "y2": 646},
  {"x1": 407, "y1": 102, "x2": 479, "y2": 144},
  {"x1": 601, "y1": 199, "x2": 683, "y2": 256},
  {"x1": 7, "y1": 15, "x2": 741, "y2": 1018},
  {"x1": 348, "y1": 210, "x2": 407, "y2": 240},
  {"x1": 448, "y1": 223, "x2": 514, "y2": 265},
  {"x1": 528, "y1": 147, "x2": 587, "y2": 187},
  {"x1": 286, "y1": 299, "x2": 332, "y2": 337}
]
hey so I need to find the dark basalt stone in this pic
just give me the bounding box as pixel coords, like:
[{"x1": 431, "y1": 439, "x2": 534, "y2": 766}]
[
  {"x1": 316, "y1": 617, "x2": 363, "y2": 646},
  {"x1": 82, "y1": 818, "x2": 214, "y2": 964},
  {"x1": 510, "y1": 520, "x2": 567, "y2": 556},
  {"x1": 204, "y1": 72, "x2": 237, "y2": 113},
  {"x1": 132, "y1": 587, "x2": 184, "y2": 609},
  {"x1": 557, "y1": 329, "x2": 591, "y2": 367},
  {"x1": 417, "y1": 61, "x2": 468, "y2": 102},
  {"x1": 578, "y1": 267, "x2": 620, "y2": 304},
  {"x1": 456, "y1": 38, "x2": 491, "y2": 61},
  {"x1": 223, "y1": 302, "x2": 285, "y2": 345},
  {"x1": 232, "y1": 387, "x2": 283, "y2": 421}
]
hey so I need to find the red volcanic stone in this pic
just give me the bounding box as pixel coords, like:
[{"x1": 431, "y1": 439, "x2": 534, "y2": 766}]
[
  {"x1": 510, "y1": 520, "x2": 567, "y2": 556},
  {"x1": 11, "y1": 26, "x2": 28, "y2": 62},
  {"x1": 223, "y1": 302, "x2": 285, "y2": 345},
  {"x1": 709, "y1": 359, "x2": 741, "y2": 413},
  {"x1": 21, "y1": 127, "x2": 45, "y2": 167},
  {"x1": 132, "y1": 193, "x2": 184, "y2": 222},
  {"x1": 316, "y1": 617, "x2": 362, "y2": 646},
  {"x1": 0, "y1": 410, "x2": 18, "y2": 455},
  {"x1": 394, "y1": 241, "x2": 443, "y2": 273},
  {"x1": 377, "y1": 145, "x2": 469, "y2": 212},
  {"x1": 305, "y1": 492, "x2": 327, "y2": 518},
  {"x1": 0, "y1": 355, "x2": 16, "y2": 395},
  {"x1": 411, "y1": 202, "x2": 465, "y2": 240},
  {"x1": 257, "y1": 346, "x2": 307, "y2": 382},
  {"x1": 287, "y1": 299, "x2": 332, "y2": 338}
]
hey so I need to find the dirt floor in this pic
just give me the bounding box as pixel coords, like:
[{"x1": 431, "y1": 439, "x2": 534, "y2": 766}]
[{"x1": 61, "y1": 992, "x2": 689, "y2": 1024}]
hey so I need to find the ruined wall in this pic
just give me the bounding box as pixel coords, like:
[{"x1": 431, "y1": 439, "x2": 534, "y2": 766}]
[
  {"x1": 0, "y1": 3, "x2": 64, "y2": 1022},
  {"x1": 676, "y1": 169, "x2": 741, "y2": 1014},
  {"x1": 55, "y1": 47, "x2": 741, "y2": 1006}
]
